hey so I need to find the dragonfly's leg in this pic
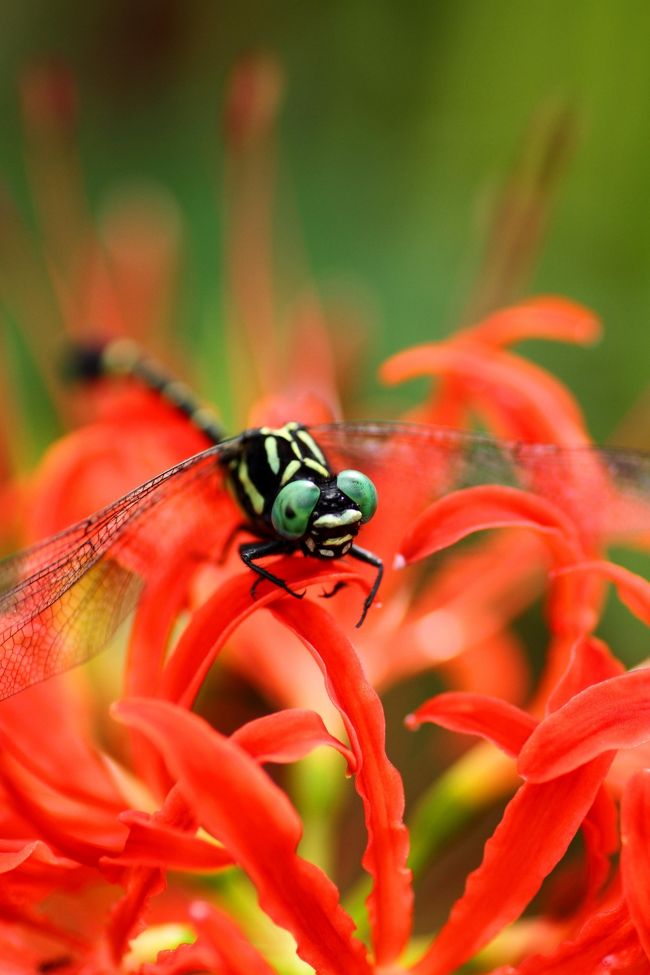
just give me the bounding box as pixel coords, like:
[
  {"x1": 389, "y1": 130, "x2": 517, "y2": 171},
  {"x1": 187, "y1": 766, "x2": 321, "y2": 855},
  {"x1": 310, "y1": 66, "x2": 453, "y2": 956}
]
[
  {"x1": 320, "y1": 580, "x2": 347, "y2": 600},
  {"x1": 239, "y1": 540, "x2": 305, "y2": 601},
  {"x1": 347, "y1": 544, "x2": 384, "y2": 627}
]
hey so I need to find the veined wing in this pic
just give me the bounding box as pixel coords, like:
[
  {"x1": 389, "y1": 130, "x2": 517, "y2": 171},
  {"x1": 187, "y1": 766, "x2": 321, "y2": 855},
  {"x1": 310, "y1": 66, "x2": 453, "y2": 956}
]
[
  {"x1": 0, "y1": 438, "x2": 240, "y2": 701},
  {"x1": 312, "y1": 421, "x2": 650, "y2": 545}
]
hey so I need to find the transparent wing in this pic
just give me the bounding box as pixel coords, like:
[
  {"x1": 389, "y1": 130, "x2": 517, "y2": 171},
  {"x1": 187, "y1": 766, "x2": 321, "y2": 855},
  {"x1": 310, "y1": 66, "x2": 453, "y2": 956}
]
[
  {"x1": 0, "y1": 438, "x2": 240, "y2": 700},
  {"x1": 312, "y1": 421, "x2": 650, "y2": 557}
]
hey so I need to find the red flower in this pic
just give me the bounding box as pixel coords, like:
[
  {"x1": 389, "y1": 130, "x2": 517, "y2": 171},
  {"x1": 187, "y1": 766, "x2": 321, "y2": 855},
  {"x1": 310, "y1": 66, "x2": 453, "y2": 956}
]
[{"x1": 2, "y1": 57, "x2": 650, "y2": 975}]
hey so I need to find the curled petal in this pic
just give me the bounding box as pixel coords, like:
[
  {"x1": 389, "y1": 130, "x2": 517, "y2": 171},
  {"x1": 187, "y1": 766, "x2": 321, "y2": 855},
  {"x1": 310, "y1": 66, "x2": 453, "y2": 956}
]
[
  {"x1": 509, "y1": 898, "x2": 645, "y2": 974},
  {"x1": 458, "y1": 297, "x2": 601, "y2": 348},
  {"x1": 519, "y1": 668, "x2": 650, "y2": 782},
  {"x1": 398, "y1": 485, "x2": 582, "y2": 567},
  {"x1": 553, "y1": 560, "x2": 650, "y2": 627},
  {"x1": 189, "y1": 900, "x2": 277, "y2": 975},
  {"x1": 113, "y1": 698, "x2": 372, "y2": 975},
  {"x1": 272, "y1": 600, "x2": 412, "y2": 965},
  {"x1": 161, "y1": 560, "x2": 366, "y2": 706},
  {"x1": 101, "y1": 810, "x2": 235, "y2": 874},
  {"x1": 232, "y1": 709, "x2": 356, "y2": 772},
  {"x1": 545, "y1": 634, "x2": 625, "y2": 713},
  {"x1": 380, "y1": 341, "x2": 587, "y2": 444},
  {"x1": 410, "y1": 756, "x2": 613, "y2": 975},
  {"x1": 406, "y1": 692, "x2": 537, "y2": 757}
]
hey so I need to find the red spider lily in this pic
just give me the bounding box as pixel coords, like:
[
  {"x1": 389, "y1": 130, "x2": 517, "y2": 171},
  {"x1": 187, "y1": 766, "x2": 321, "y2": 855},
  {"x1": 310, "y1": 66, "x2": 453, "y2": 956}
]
[{"x1": 3, "y1": 56, "x2": 650, "y2": 975}]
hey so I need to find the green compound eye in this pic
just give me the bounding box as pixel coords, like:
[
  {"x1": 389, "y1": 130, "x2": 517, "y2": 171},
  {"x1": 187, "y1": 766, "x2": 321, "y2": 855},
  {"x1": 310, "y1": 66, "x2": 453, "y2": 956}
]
[
  {"x1": 336, "y1": 470, "x2": 378, "y2": 523},
  {"x1": 271, "y1": 479, "x2": 321, "y2": 540}
]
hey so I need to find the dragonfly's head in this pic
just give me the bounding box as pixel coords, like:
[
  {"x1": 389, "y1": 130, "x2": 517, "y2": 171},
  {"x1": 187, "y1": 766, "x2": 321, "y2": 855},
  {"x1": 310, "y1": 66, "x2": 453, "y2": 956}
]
[{"x1": 271, "y1": 469, "x2": 378, "y2": 558}]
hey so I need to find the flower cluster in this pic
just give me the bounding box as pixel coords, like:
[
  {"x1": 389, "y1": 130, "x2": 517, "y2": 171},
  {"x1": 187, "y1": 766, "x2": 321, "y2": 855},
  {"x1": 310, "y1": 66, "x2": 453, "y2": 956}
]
[{"x1": 1, "y1": 58, "x2": 650, "y2": 975}]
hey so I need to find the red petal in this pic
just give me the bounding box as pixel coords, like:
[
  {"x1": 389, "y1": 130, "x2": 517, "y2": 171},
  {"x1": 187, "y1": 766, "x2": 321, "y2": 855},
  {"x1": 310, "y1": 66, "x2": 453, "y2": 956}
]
[
  {"x1": 189, "y1": 900, "x2": 277, "y2": 975},
  {"x1": 519, "y1": 668, "x2": 650, "y2": 782},
  {"x1": 160, "y1": 559, "x2": 366, "y2": 706},
  {"x1": 232, "y1": 709, "x2": 356, "y2": 772},
  {"x1": 554, "y1": 561, "x2": 650, "y2": 627},
  {"x1": 546, "y1": 634, "x2": 625, "y2": 712},
  {"x1": 113, "y1": 698, "x2": 372, "y2": 975},
  {"x1": 410, "y1": 756, "x2": 613, "y2": 975},
  {"x1": 581, "y1": 785, "x2": 619, "y2": 899},
  {"x1": 380, "y1": 341, "x2": 588, "y2": 444},
  {"x1": 459, "y1": 297, "x2": 601, "y2": 348},
  {"x1": 272, "y1": 599, "x2": 413, "y2": 965},
  {"x1": 621, "y1": 770, "x2": 650, "y2": 957},
  {"x1": 101, "y1": 810, "x2": 235, "y2": 874},
  {"x1": 398, "y1": 485, "x2": 582, "y2": 567},
  {"x1": 509, "y1": 898, "x2": 646, "y2": 974},
  {"x1": 407, "y1": 692, "x2": 537, "y2": 757}
]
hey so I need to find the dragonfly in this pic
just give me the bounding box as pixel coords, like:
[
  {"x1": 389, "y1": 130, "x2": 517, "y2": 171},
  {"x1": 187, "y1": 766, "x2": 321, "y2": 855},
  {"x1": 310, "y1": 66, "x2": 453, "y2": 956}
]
[{"x1": 0, "y1": 338, "x2": 649, "y2": 703}]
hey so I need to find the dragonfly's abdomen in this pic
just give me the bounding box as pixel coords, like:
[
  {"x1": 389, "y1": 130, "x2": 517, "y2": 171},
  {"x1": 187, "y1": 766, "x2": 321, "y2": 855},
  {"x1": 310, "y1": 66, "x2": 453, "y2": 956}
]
[{"x1": 64, "y1": 338, "x2": 227, "y2": 444}]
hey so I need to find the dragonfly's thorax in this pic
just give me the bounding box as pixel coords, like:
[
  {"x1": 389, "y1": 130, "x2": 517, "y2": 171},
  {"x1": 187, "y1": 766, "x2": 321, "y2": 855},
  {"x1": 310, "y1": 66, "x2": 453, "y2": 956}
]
[
  {"x1": 300, "y1": 479, "x2": 363, "y2": 559},
  {"x1": 224, "y1": 422, "x2": 332, "y2": 533}
]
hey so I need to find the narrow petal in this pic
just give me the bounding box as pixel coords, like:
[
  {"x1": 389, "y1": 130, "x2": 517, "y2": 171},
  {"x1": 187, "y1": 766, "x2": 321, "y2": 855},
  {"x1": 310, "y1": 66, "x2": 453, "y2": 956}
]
[
  {"x1": 101, "y1": 810, "x2": 234, "y2": 874},
  {"x1": 232, "y1": 709, "x2": 356, "y2": 772},
  {"x1": 580, "y1": 785, "x2": 619, "y2": 900},
  {"x1": 190, "y1": 900, "x2": 277, "y2": 975},
  {"x1": 406, "y1": 693, "x2": 537, "y2": 757},
  {"x1": 398, "y1": 485, "x2": 581, "y2": 567},
  {"x1": 554, "y1": 560, "x2": 650, "y2": 626},
  {"x1": 621, "y1": 769, "x2": 650, "y2": 957},
  {"x1": 519, "y1": 668, "x2": 650, "y2": 782},
  {"x1": 273, "y1": 599, "x2": 413, "y2": 965},
  {"x1": 545, "y1": 635, "x2": 625, "y2": 712},
  {"x1": 410, "y1": 756, "x2": 613, "y2": 975},
  {"x1": 458, "y1": 297, "x2": 601, "y2": 348},
  {"x1": 380, "y1": 342, "x2": 587, "y2": 444},
  {"x1": 113, "y1": 698, "x2": 372, "y2": 975},
  {"x1": 160, "y1": 560, "x2": 365, "y2": 706},
  {"x1": 509, "y1": 898, "x2": 646, "y2": 974}
]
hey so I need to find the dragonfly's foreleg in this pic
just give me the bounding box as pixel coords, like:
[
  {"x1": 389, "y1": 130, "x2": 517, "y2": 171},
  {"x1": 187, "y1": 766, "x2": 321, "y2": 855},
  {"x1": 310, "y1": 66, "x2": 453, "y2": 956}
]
[
  {"x1": 347, "y1": 544, "x2": 384, "y2": 627},
  {"x1": 320, "y1": 580, "x2": 347, "y2": 600},
  {"x1": 239, "y1": 540, "x2": 305, "y2": 601}
]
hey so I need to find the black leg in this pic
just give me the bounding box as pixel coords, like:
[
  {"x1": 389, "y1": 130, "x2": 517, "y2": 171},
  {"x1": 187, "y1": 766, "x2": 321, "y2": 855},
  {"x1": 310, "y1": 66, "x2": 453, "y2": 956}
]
[
  {"x1": 239, "y1": 540, "x2": 304, "y2": 601},
  {"x1": 348, "y1": 544, "x2": 384, "y2": 627},
  {"x1": 320, "y1": 580, "x2": 348, "y2": 600}
]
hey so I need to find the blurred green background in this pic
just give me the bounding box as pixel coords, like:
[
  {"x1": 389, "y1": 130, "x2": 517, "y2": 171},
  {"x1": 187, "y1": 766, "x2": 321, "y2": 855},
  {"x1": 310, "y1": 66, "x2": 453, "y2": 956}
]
[{"x1": 1, "y1": 0, "x2": 649, "y2": 447}]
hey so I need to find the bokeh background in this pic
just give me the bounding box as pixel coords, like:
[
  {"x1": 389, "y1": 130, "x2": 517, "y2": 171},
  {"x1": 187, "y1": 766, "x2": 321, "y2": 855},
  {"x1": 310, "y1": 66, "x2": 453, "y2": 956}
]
[{"x1": 1, "y1": 0, "x2": 649, "y2": 438}]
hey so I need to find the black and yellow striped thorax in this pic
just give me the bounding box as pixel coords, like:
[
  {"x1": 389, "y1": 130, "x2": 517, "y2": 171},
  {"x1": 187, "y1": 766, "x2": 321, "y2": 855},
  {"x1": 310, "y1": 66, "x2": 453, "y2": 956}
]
[{"x1": 226, "y1": 423, "x2": 331, "y2": 525}]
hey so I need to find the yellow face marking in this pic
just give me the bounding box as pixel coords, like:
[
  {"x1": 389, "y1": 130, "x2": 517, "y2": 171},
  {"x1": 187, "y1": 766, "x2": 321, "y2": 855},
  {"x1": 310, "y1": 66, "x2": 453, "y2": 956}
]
[
  {"x1": 264, "y1": 436, "x2": 280, "y2": 475},
  {"x1": 324, "y1": 534, "x2": 353, "y2": 546},
  {"x1": 313, "y1": 510, "x2": 362, "y2": 528},
  {"x1": 297, "y1": 430, "x2": 328, "y2": 466},
  {"x1": 280, "y1": 459, "x2": 302, "y2": 486},
  {"x1": 238, "y1": 457, "x2": 265, "y2": 515},
  {"x1": 303, "y1": 458, "x2": 330, "y2": 478}
]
